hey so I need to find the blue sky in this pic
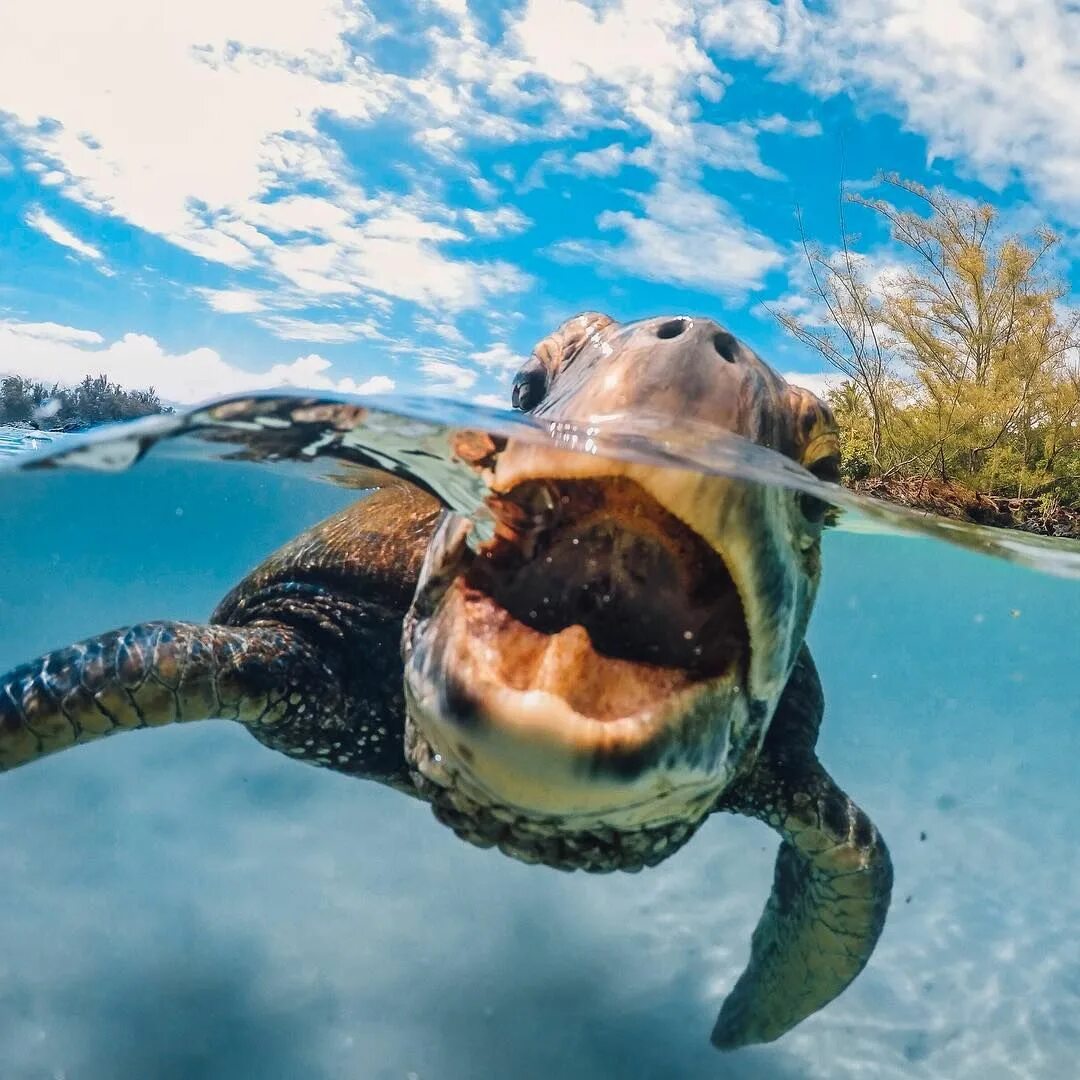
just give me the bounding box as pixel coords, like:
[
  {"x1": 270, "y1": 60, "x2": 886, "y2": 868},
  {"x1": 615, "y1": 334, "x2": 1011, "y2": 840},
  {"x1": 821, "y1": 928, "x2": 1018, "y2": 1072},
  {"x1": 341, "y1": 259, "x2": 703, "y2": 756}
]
[{"x1": 0, "y1": 0, "x2": 1077, "y2": 406}]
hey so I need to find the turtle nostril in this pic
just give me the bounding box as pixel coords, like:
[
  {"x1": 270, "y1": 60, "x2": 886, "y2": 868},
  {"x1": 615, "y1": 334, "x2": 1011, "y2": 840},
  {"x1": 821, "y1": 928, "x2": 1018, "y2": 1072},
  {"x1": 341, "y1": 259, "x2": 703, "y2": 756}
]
[
  {"x1": 656, "y1": 318, "x2": 690, "y2": 340},
  {"x1": 713, "y1": 331, "x2": 739, "y2": 363}
]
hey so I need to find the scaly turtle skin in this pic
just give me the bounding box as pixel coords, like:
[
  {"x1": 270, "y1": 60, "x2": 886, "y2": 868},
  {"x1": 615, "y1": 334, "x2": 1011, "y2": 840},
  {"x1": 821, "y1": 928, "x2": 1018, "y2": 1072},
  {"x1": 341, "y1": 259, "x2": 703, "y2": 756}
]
[{"x1": 0, "y1": 313, "x2": 892, "y2": 1050}]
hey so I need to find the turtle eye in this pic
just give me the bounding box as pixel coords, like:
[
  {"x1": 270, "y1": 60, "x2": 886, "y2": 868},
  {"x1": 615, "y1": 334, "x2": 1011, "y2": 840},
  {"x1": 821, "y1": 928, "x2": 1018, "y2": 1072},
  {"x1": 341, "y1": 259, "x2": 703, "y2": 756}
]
[
  {"x1": 511, "y1": 359, "x2": 549, "y2": 412},
  {"x1": 798, "y1": 453, "x2": 841, "y2": 523},
  {"x1": 807, "y1": 452, "x2": 841, "y2": 484}
]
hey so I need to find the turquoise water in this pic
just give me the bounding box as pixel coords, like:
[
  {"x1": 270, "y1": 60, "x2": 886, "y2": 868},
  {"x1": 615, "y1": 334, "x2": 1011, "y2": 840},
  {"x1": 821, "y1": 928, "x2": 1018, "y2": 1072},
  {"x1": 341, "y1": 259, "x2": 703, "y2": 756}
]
[{"x1": 1, "y1": 414, "x2": 1078, "y2": 1079}]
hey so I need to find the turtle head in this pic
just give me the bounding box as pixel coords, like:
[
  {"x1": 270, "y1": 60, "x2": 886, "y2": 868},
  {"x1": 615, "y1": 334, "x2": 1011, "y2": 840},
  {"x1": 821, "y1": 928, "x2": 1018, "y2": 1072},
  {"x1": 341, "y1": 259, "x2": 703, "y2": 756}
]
[{"x1": 403, "y1": 313, "x2": 838, "y2": 832}]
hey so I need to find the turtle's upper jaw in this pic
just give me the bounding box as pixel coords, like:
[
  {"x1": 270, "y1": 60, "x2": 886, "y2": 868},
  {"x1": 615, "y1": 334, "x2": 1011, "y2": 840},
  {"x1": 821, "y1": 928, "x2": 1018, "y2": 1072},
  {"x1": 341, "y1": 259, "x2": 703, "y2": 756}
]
[{"x1": 403, "y1": 476, "x2": 762, "y2": 826}]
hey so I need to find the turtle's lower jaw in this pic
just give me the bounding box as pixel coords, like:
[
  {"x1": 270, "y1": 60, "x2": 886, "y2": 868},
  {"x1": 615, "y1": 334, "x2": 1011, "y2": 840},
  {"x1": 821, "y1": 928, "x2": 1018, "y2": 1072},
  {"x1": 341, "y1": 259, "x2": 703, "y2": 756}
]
[{"x1": 402, "y1": 478, "x2": 756, "y2": 824}]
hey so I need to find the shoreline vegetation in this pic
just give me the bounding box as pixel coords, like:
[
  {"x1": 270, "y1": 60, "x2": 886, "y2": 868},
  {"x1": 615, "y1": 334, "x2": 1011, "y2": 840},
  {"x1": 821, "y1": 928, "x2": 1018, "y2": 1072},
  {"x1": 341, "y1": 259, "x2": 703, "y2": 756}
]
[
  {"x1": 851, "y1": 476, "x2": 1079, "y2": 540},
  {"x1": 775, "y1": 174, "x2": 1080, "y2": 543},
  {"x1": 1, "y1": 374, "x2": 170, "y2": 432}
]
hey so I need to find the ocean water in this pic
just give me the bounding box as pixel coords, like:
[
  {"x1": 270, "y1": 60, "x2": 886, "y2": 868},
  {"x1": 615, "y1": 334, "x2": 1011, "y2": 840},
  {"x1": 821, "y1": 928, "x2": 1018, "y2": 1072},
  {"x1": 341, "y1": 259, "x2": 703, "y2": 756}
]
[
  {"x1": 0, "y1": 426, "x2": 56, "y2": 457},
  {"x1": 0, "y1": 406, "x2": 1078, "y2": 1080}
]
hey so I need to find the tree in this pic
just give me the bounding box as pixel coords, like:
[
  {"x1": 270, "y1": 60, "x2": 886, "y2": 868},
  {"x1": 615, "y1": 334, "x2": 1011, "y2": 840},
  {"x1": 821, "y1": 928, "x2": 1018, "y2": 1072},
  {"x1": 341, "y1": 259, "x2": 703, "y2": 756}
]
[
  {"x1": 778, "y1": 175, "x2": 1080, "y2": 498},
  {"x1": 774, "y1": 206, "x2": 897, "y2": 471},
  {"x1": 0, "y1": 374, "x2": 171, "y2": 428}
]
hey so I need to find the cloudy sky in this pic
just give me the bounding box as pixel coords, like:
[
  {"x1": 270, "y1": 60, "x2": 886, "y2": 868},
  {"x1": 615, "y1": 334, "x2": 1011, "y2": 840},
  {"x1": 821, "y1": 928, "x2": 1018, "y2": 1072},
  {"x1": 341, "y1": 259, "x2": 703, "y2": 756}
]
[{"x1": 0, "y1": 0, "x2": 1077, "y2": 406}]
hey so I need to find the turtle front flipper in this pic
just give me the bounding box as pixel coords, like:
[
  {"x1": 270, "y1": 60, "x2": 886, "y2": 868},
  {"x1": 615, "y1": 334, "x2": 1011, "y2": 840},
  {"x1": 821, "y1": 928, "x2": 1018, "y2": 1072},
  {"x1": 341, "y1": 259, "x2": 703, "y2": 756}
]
[
  {"x1": 710, "y1": 650, "x2": 893, "y2": 1050},
  {"x1": 1, "y1": 483, "x2": 443, "y2": 783},
  {"x1": 0, "y1": 621, "x2": 341, "y2": 771}
]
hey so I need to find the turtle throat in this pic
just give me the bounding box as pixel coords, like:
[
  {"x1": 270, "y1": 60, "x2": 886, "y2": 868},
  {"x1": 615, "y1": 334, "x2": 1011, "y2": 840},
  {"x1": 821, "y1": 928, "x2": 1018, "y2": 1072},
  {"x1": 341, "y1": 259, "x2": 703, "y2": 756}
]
[{"x1": 455, "y1": 476, "x2": 748, "y2": 722}]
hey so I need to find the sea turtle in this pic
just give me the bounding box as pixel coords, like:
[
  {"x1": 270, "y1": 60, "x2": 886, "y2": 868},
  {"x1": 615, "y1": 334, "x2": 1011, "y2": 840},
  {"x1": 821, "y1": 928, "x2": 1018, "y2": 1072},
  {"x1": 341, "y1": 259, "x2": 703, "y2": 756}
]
[{"x1": 0, "y1": 313, "x2": 892, "y2": 1050}]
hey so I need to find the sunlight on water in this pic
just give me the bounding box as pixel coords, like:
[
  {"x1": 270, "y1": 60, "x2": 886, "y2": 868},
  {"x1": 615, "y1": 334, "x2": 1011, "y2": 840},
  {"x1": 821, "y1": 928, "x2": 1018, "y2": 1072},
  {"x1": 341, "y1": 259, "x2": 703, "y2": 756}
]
[{"x1": 0, "y1": 401, "x2": 1078, "y2": 1080}]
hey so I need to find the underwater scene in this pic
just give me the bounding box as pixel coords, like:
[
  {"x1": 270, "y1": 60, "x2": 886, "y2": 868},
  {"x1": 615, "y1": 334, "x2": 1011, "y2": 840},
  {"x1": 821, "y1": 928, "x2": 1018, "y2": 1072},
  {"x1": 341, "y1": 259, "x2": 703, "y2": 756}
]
[{"x1": 1, "y1": 358, "x2": 1078, "y2": 1080}]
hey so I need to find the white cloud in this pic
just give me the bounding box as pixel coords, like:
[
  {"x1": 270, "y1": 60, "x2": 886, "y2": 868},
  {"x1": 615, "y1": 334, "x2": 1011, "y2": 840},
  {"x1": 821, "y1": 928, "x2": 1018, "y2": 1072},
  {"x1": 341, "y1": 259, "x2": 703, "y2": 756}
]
[
  {"x1": 258, "y1": 353, "x2": 394, "y2": 396},
  {"x1": 419, "y1": 358, "x2": 477, "y2": 393},
  {"x1": 474, "y1": 392, "x2": 512, "y2": 409},
  {"x1": 768, "y1": 241, "x2": 920, "y2": 344},
  {"x1": 429, "y1": 0, "x2": 467, "y2": 16},
  {"x1": 264, "y1": 204, "x2": 533, "y2": 311},
  {"x1": 464, "y1": 167, "x2": 498, "y2": 202},
  {"x1": 0, "y1": 0, "x2": 530, "y2": 315},
  {"x1": 413, "y1": 125, "x2": 464, "y2": 154},
  {"x1": 703, "y1": 0, "x2": 1080, "y2": 216},
  {"x1": 520, "y1": 144, "x2": 643, "y2": 190},
  {"x1": 0, "y1": 1, "x2": 388, "y2": 265},
  {"x1": 404, "y1": 3, "x2": 807, "y2": 296},
  {"x1": 245, "y1": 193, "x2": 363, "y2": 237},
  {"x1": 525, "y1": 116, "x2": 796, "y2": 192},
  {"x1": 461, "y1": 206, "x2": 531, "y2": 237},
  {"x1": 700, "y1": 0, "x2": 783, "y2": 56},
  {"x1": 471, "y1": 343, "x2": 525, "y2": 374},
  {"x1": 554, "y1": 180, "x2": 782, "y2": 294},
  {"x1": 196, "y1": 288, "x2": 268, "y2": 314},
  {"x1": 0, "y1": 0, "x2": 848, "y2": 327},
  {"x1": 0, "y1": 319, "x2": 390, "y2": 403},
  {"x1": 17, "y1": 0, "x2": 1057, "y2": 353},
  {"x1": 518, "y1": 150, "x2": 565, "y2": 192},
  {"x1": 687, "y1": 121, "x2": 784, "y2": 180},
  {"x1": 353, "y1": 374, "x2": 395, "y2": 394},
  {"x1": 255, "y1": 316, "x2": 384, "y2": 343},
  {"x1": 24, "y1": 207, "x2": 103, "y2": 261},
  {"x1": 507, "y1": 0, "x2": 715, "y2": 139},
  {"x1": 781, "y1": 370, "x2": 839, "y2": 399},
  {"x1": 414, "y1": 316, "x2": 467, "y2": 345},
  {"x1": 0, "y1": 320, "x2": 104, "y2": 345},
  {"x1": 571, "y1": 144, "x2": 632, "y2": 178},
  {"x1": 756, "y1": 114, "x2": 822, "y2": 138}
]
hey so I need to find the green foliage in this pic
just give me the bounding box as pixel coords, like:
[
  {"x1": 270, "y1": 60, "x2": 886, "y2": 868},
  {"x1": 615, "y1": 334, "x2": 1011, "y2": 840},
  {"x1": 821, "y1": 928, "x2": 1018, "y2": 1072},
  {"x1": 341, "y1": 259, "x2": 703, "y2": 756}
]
[
  {"x1": 825, "y1": 385, "x2": 874, "y2": 481},
  {"x1": 0, "y1": 374, "x2": 171, "y2": 429},
  {"x1": 780, "y1": 176, "x2": 1080, "y2": 505}
]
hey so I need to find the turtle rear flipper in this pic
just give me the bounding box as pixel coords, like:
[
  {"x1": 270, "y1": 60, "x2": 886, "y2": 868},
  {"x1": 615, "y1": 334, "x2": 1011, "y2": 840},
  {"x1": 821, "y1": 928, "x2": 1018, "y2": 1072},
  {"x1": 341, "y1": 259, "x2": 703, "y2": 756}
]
[
  {"x1": 0, "y1": 621, "x2": 343, "y2": 771},
  {"x1": 711, "y1": 651, "x2": 893, "y2": 1049}
]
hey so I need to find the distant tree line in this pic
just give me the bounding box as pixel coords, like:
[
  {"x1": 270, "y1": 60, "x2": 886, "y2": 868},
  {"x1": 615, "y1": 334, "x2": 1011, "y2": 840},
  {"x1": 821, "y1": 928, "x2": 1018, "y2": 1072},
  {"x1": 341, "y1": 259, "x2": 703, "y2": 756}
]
[
  {"x1": 0, "y1": 374, "x2": 171, "y2": 430},
  {"x1": 777, "y1": 175, "x2": 1080, "y2": 508}
]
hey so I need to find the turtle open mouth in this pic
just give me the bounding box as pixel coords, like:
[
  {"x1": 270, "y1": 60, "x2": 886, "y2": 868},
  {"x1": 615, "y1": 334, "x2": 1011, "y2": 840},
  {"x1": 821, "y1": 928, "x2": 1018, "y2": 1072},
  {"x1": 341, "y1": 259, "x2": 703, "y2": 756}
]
[{"x1": 443, "y1": 476, "x2": 749, "y2": 722}]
